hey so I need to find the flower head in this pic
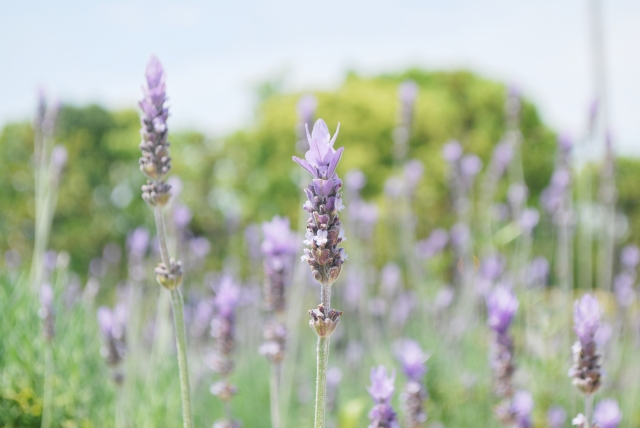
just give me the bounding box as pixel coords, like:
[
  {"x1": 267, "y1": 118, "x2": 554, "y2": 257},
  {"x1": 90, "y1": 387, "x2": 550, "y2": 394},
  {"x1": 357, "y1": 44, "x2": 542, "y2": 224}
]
[
  {"x1": 214, "y1": 275, "x2": 241, "y2": 320},
  {"x1": 293, "y1": 119, "x2": 344, "y2": 180},
  {"x1": 393, "y1": 339, "x2": 428, "y2": 381},
  {"x1": 487, "y1": 286, "x2": 519, "y2": 334},
  {"x1": 547, "y1": 405, "x2": 567, "y2": 428},
  {"x1": 368, "y1": 366, "x2": 396, "y2": 403},
  {"x1": 594, "y1": 399, "x2": 622, "y2": 428},
  {"x1": 573, "y1": 294, "x2": 600, "y2": 346},
  {"x1": 512, "y1": 391, "x2": 533, "y2": 428},
  {"x1": 261, "y1": 216, "x2": 297, "y2": 258}
]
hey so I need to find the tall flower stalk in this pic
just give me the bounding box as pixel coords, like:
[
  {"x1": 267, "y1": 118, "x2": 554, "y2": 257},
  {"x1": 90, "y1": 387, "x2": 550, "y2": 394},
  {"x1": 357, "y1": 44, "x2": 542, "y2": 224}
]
[
  {"x1": 292, "y1": 119, "x2": 347, "y2": 428},
  {"x1": 259, "y1": 216, "x2": 297, "y2": 428},
  {"x1": 39, "y1": 283, "x2": 55, "y2": 428},
  {"x1": 569, "y1": 294, "x2": 603, "y2": 428},
  {"x1": 208, "y1": 276, "x2": 241, "y2": 428},
  {"x1": 31, "y1": 92, "x2": 65, "y2": 293},
  {"x1": 137, "y1": 55, "x2": 192, "y2": 428}
]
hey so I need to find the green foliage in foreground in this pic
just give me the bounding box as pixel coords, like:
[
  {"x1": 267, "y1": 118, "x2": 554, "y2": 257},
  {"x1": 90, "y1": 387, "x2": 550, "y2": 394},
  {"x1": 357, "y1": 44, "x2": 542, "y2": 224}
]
[{"x1": 2, "y1": 265, "x2": 640, "y2": 427}]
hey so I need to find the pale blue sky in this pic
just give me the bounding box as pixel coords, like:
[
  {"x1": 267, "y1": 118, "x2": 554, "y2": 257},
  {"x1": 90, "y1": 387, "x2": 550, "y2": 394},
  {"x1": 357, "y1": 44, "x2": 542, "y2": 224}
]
[{"x1": 2, "y1": 0, "x2": 639, "y2": 154}]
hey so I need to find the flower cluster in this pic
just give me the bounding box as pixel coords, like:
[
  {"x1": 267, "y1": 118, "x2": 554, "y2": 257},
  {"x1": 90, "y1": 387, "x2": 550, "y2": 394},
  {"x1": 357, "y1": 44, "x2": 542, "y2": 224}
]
[
  {"x1": 568, "y1": 294, "x2": 602, "y2": 394},
  {"x1": 367, "y1": 366, "x2": 400, "y2": 428},
  {"x1": 294, "y1": 119, "x2": 347, "y2": 285},
  {"x1": 394, "y1": 340, "x2": 429, "y2": 427},
  {"x1": 208, "y1": 275, "x2": 242, "y2": 428},
  {"x1": 97, "y1": 303, "x2": 128, "y2": 384},
  {"x1": 261, "y1": 216, "x2": 297, "y2": 313},
  {"x1": 486, "y1": 286, "x2": 526, "y2": 426}
]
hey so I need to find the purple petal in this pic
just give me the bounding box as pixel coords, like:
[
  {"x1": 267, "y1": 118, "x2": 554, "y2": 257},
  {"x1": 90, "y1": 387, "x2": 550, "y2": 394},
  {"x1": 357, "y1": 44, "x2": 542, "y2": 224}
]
[{"x1": 293, "y1": 156, "x2": 316, "y2": 177}]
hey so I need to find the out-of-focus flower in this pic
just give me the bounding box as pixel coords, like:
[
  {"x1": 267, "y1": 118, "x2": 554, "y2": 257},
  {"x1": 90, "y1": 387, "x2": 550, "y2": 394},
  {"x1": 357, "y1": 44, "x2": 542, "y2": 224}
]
[
  {"x1": 39, "y1": 283, "x2": 55, "y2": 342},
  {"x1": 620, "y1": 245, "x2": 640, "y2": 270},
  {"x1": 394, "y1": 339, "x2": 428, "y2": 382},
  {"x1": 345, "y1": 169, "x2": 367, "y2": 192},
  {"x1": 367, "y1": 366, "x2": 400, "y2": 428},
  {"x1": 512, "y1": 391, "x2": 533, "y2": 428},
  {"x1": 569, "y1": 294, "x2": 602, "y2": 394},
  {"x1": 527, "y1": 256, "x2": 549, "y2": 287},
  {"x1": 519, "y1": 208, "x2": 540, "y2": 234},
  {"x1": 547, "y1": 405, "x2": 567, "y2": 428},
  {"x1": 127, "y1": 227, "x2": 150, "y2": 260},
  {"x1": 416, "y1": 228, "x2": 448, "y2": 259},
  {"x1": 173, "y1": 204, "x2": 193, "y2": 229},
  {"x1": 613, "y1": 272, "x2": 636, "y2": 307},
  {"x1": 594, "y1": 399, "x2": 622, "y2": 428},
  {"x1": 487, "y1": 286, "x2": 518, "y2": 334},
  {"x1": 190, "y1": 237, "x2": 211, "y2": 259},
  {"x1": 573, "y1": 294, "x2": 600, "y2": 346},
  {"x1": 442, "y1": 141, "x2": 463, "y2": 164}
]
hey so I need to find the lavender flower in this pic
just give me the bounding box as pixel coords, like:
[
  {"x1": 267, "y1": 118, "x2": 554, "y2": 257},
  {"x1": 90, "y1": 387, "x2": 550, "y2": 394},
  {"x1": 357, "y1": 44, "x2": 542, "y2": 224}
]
[
  {"x1": 367, "y1": 366, "x2": 400, "y2": 428},
  {"x1": 394, "y1": 340, "x2": 428, "y2": 427},
  {"x1": 209, "y1": 275, "x2": 241, "y2": 427},
  {"x1": 261, "y1": 216, "x2": 298, "y2": 312},
  {"x1": 97, "y1": 303, "x2": 127, "y2": 384},
  {"x1": 296, "y1": 94, "x2": 318, "y2": 153},
  {"x1": 487, "y1": 286, "x2": 518, "y2": 335},
  {"x1": 416, "y1": 229, "x2": 448, "y2": 260},
  {"x1": 495, "y1": 390, "x2": 533, "y2": 428},
  {"x1": 487, "y1": 286, "x2": 518, "y2": 403},
  {"x1": 569, "y1": 294, "x2": 602, "y2": 394},
  {"x1": 39, "y1": 283, "x2": 55, "y2": 342},
  {"x1": 527, "y1": 256, "x2": 549, "y2": 288},
  {"x1": 593, "y1": 399, "x2": 621, "y2": 428},
  {"x1": 620, "y1": 244, "x2": 640, "y2": 270},
  {"x1": 547, "y1": 405, "x2": 567, "y2": 428}
]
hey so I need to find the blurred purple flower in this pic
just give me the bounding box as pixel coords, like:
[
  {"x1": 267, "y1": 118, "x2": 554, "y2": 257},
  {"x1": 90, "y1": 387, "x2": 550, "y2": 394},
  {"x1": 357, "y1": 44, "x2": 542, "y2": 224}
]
[
  {"x1": 480, "y1": 254, "x2": 505, "y2": 281},
  {"x1": 297, "y1": 94, "x2": 317, "y2": 126},
  {"x1": 595, "y1": 322, "x2": 613, "y2": 348},
  {"x1": 512, "y1": 390, "x2": 533, "y2": 428},
  {"x1": 558, "y1": 133, "x2": 573, "y2": 155},
  {"x1": 381, "y1": 262, "x2": 402, "y2": 297},
  {"x1": 214, "y1": 275, "x2": 241, "y2": 320},
  {"x1": 594, "y1": 399, "x2": 622, "y2": 428},
  {"x1": 384, "y1": 176, "x2": 405, "y2": 198},
  {"x1": 491, "y1": 141, "x2": 513, "y2": 177},
  {"x1": 613, "y1": 272, "x2": 636, "y2": 307},
  {"x1": 434, "y1": 286, "x2": 455, "y2": 310},
  {"x1": 393, "y1": 339, "x2": 428, "y2": 382},
  {"x1": 190, "y1": 237, "x2": 211, "y2": 259},
  {"x1": 460, "y1": 154, "x2": 482, "y2": 177},
  {"x1": 292, "y1": 119, "x2": 343, "y2": 180},
  {"x1": 442, "y1": 140, "x2": 463, "y2": 164},
  {"x1": 367, "y1": 366, "x2": 400, "y2": 428},
  {"x1": 51, "y1": 145, "x2": 68, "y2": 171},
  {"x1": 261, "y1": 215, "x2": 297, "y2": 312},
  {"x1": 519, "y1": 208, "x2": 540, "y2": 233},
  {"x1": 620, "y1": 244, "x2": 640, "y2": 270},
  {"x1": 127, "y1": 227, "x2": 150, "y2": 259},
  {"x1": 345, "y1": 169, "x2": 367, "y2": 192},
  {"x1": 487, "y1": 286, "x2": 518, "y2": 334},
  {"x1": 527, "y1": 256, "x2": 549, "y2": 287},
  {"x1": 173, "y1": 204, "x2": 193, "y2": 229},
  {"x1": 450, "y1": 223, "x2": 470, "y2": 249},
  {"x1": 398, "y1": 80, "x2": 418, "y2": 106},
  {"x1": 416, "y1": 228, "x2": 449, "y2": 259},
  {"x1": 261, "y1": 216, "x2": 297, "y2": 260},
  {"x1": 404, "y1": 159, "x2": 424, "y2": 191},
  {"x1": 547, "y1": 405, "x2": 567, "y2": 428},
  {"x1": 573, "y1": 294, "x2": 600, "y2": 346}
]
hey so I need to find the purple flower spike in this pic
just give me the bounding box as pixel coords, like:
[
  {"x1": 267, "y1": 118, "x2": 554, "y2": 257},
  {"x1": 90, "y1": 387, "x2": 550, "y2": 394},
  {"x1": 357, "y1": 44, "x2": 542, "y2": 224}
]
[
  {"x1": 261, "y1": 215, "x2": 297, "y2": 312},
  {"x1": 547, "y1": 405, "x2": 567, "y2": 428},
  {"x1": 297, "y1": 94, "x2": 318, "y2": 125},
  {"x1": 487, "y1": 286, "x2": 519, "y2": 334},
  {"x1": 594, "y1": 399, "x2": 622, "y2": 428},
  {"x1": 573, "y1": 294, "x2": 600, "y2": 346},
  {"x1": 442, "y1": 140, "x2": 463, "y2": 164},
  {"x1": 214, "y1": 275, "x2": 241, "y2": 320},
  {"x1": 293, "y1": 119, "x2": 343, "y2": 180},
  {"x1": 367, "y1": 366, "x2": 400, "y2": 428},
  {"x1": 261, "y1": 216, "x2": 298, "y2": 259},
  {"x1": 393, "y1": 339, "x2": 428, "y2": 381}
]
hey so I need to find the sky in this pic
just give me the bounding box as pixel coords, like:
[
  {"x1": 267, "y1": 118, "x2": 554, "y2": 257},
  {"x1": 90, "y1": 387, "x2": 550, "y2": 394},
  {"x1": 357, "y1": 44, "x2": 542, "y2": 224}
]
[{"x1": 1, "y1": 0, "x2": 639, "y2": 155}]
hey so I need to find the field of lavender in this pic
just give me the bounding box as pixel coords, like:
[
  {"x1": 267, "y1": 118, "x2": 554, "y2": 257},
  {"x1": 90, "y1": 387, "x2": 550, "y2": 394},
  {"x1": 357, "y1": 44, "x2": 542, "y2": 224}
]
[{"x1": 1, "y1": 55, "x2": 639, "y2": 428}]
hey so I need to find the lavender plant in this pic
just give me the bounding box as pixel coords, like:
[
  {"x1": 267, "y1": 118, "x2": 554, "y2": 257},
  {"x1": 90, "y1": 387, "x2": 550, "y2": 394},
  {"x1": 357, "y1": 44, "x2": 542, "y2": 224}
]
[
  {"x1": 208, "y1": 275, "x2": 241, "y2": 428},
  {"x1": 97, "y1": 303, "x2": 128, "y2": 428},
  {"x1": 292, "y1": 118, "x2": 346, "y2": 428},
  {"x1": 569, "y1": 294, "x2": 603, "y2": 427},
  {"x1": 259, "y1": 216, "x2": 297, "y2": 428},
  {"x1": 486, "y1": 285, "x2": 531, "y2": 427},
  {"x1": 367, "y1": 366, "x2": 400, "y2": 428},
  {"x1": 137, "y1": 55, "x2": 192, "y2": 427},
  {"x1": 394, "y1": 339, "x2": 428, "y2": 427}
]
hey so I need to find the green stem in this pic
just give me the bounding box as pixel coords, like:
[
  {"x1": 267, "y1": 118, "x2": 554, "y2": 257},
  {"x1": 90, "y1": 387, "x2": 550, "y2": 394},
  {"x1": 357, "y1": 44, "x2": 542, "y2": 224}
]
[
  {"x1": 585, "y1": 393, "x2": 594, "y2": 428},
  {"x1": 314, "y1": 337, "x2": 329, "y2": 428},
  {"x1": 170, "y1": 288, "x2": 193, "y2": 428},
  {"x1": 41, "y1": 342, "x2": 53, "y2": 428},
  {"x1": 270, "y1": 363, "x2": 281, "y2": 428},
  {"x1": 314, "y1": 282, "x2": 332, "y2": 428}
]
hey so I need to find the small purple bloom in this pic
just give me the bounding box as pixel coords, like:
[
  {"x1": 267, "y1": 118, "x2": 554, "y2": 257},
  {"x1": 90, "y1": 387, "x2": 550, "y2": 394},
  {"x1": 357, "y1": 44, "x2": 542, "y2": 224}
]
[
  {"x1": 594, "y1": 399, "x2": 622, "y2": 428},
  {"x1": 460, "y1": 154, "x2": 482, "y2": 177},
  {"x1": 620, "y1": 244, "x2": 640, "y2": 270},
  {"x1": 442, "y1": 140, "x2": 463, "y2": 164},
  {"x1": 214, "y1": 275, "x2": 241, "y2": 320},
  {"x1": 393, "y1": 339, "x2": 428, "y2": 382},
  {"x1": 519, "y1": 208, "x2": 540, "y2": 233},
  {"x1": 367, "y1": 366, "x2": 400, "y2": 428},
  {"x1": 297, "y1": 94, "x2": 318, "y2": 125},
  {"x1": 527, "y1": 256, "x2": 549, "y2": 287},
  {"x1": 480, "y1": 254, "x2": 505, "y2": 281},
  {"x1": 398, "y1": 80, "x2": 418, "y2": 106},
  {"x1": 491, "y1": 141, "x2": 513, "y2": 176},
  {"x1": 404, "y1": 159, "x2": 424, "y2": 191},
  {"x1": 613, "y1": 272, "x2": 636, "y2": 307},
  {"x1": 547, "y1": 405, "x2": 567, "y2": 428},
  {"x1": 487, "y1": 286, "x2": 519, "y2": 334},
  {"x1": 416, "y1": 228, "x2": 448, "y2": 259},
  {"x1": 450, "y1": 223, "x2": 470, "y2": 249},
  {"x1": 190, "y1": 237, "x2": 211, "y2": 259},
  {"x1": 173, "y1": 204, "x2": 193, "y2": 229},
  {"x1": 51, "y1": 145, "x2": 68, "y2": 171},
  {"x1": 345, "y1": 169, "x2": 367, "y2": 192},
  {"x1": 292, "y1": 119, "x2": 343, "y2": 180},
  {"x1": 262, "y1": 216, "x2": 298, "y2": 259},
  {"x1": 512, "y1": 390, "x2": 533, "y2": 428},
  {"x1": 127, "y1": 227, "x2": 150, "y2": 259},
  {"x1": 573, "y1": 294, "x2": 600, "y2": 346}
]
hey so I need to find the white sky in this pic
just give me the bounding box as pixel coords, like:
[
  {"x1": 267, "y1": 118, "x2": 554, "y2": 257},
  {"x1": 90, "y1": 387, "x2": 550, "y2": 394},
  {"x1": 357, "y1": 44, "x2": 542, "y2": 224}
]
[{"x1": 1, "y1": 0, "x2": 639, "y2": 155}]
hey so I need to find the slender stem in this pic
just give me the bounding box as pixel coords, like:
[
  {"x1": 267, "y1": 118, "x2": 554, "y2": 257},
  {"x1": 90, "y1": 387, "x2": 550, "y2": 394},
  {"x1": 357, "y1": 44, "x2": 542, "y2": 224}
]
[
  {"x1": 115, "y1": 384, "x2": 125, "y2": 428},
  {"x1": 270, "y1": 363, "x2": 281, "y2": 428},
  {"x1": 314, "y1": 337, "x2": 329, "y2": 428},
  {"x1": 169, "y1": 288, "x2": 193, "y2": 428},
  {"x1": 584, "y1": 394, "x2": 594, "y2": 428},
  {"x1": 321, "y1": 283, "x2": 331, "y2": 310},
  {"x1": 41, "y1": 342, "x2": 53, "y2": 428},
  {"x1": 154, "y1": 207, "x2": 171, "y2": 267}
]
